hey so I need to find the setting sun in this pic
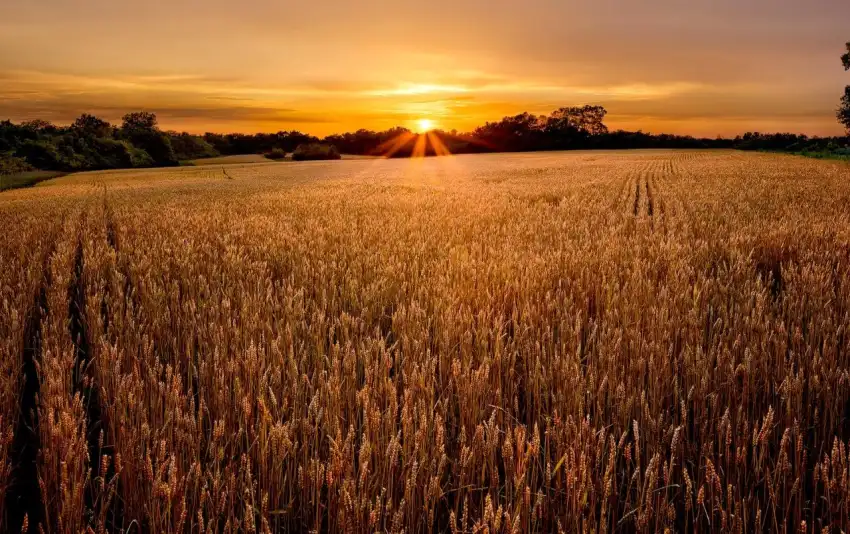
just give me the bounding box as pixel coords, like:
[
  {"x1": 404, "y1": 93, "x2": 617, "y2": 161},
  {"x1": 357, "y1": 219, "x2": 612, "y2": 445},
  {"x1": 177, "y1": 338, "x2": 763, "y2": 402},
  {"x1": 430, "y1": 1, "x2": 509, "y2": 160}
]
[{"x1": 415, "y1": 118, "x2": 436, "y2": 133}]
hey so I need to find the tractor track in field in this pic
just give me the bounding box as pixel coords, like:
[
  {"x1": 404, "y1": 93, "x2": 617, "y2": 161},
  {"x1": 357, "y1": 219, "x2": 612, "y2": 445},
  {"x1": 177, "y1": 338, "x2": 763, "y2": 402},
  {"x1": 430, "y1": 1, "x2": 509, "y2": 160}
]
[
  {"x1": 616, "y1": 155, "x2": 692, "y2": 234},
  {"x1": 633, "y1": 172, "x2": 642, "y2": 217},
  {"x1": 67, "y1": 214, "x2": 111, "y2": 530},
  {"x1": 98, "y1": 199, "x2": 128, "y2": 532},
  {"x1": 5, "y1": 235, "x2": 56, "y2": 533},
  {"x1": 612, "y1": 154, "x2": 696, "y2": 236},
  {"x1": 621, "y1": 161, "x2": 651, "y2": 217},
  {"x1": 646, "y1": 159, "x2": 668, "y2": 233},
  {"x1": 624, "y1": 159, "x2": 665, "y2": 222}
]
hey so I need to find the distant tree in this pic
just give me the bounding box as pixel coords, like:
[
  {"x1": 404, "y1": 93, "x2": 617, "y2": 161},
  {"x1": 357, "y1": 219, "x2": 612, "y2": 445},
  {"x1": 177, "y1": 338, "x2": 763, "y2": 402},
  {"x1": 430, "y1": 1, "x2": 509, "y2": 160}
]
[
  {"x1": 840, "y1": 89, "x2": 850, "y2": 134},
  {"x1": 203, "y1": 132, "x2": 232, "y2": 154},
  {"x1": 0, "y1": 154, "x2": 33, "y2": 175},
  {"x1": 121, "y1": 111, "x2": 158, "y2": 134},
  {"x1": 547, "y1": 106, "x2": 609, "y2": 136},
  {"x1": 167, "y1": 132, "x2": 219, "y2": 160},
  {"x1": 323, "y1": 127, "x2": 411, "y2": 156},
  {"x1": 21, "y1": 119, "x2": 57, "y2": 134},
  {"x1": 119, "y1": 112, "x2": 177, "y2": 166},
  {"x1": 473, "y1": 113, "x2": 544, "y2": 152},
  {"x1": 841, "y1": 42, "x2": 850, "y2": 133},
  {"x1": 291, "y1": 143, "x2": 341, "y2": 161},
  {"x1": 843, "y1": 42, "x2": 850, "y2": 70},
  {"x1": 72, "y1": 114, "x2": 113, "y2": 138},
  {"x1": 16, "y1": 140, "x2": 67, "y2": 170},
  {"x1": 133, "y1": 131, "x2": 177, "y2": 166}
]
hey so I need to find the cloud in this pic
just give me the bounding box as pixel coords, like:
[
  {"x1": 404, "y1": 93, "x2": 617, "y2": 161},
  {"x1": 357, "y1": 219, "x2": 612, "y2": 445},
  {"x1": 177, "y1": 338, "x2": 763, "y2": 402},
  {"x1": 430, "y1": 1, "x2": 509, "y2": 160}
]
[
  {"x1": 0, "y1": 96, "x2": 331, "y2": 127},
  {"x1": 205, "y1": 96, "x2": 256, "y2": 102}
]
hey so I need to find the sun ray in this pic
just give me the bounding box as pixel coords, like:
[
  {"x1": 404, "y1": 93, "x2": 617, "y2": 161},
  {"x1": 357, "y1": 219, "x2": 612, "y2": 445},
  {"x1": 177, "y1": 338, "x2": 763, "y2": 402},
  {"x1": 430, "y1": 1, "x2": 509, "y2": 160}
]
[
  {"x1": 426, "y1": 131, "x2": 452, "y2": 157},
  {"x1": 411, "y1": 133, "x2": 428, "y2": 158},
  {"x1": 375, "y1": 131, "x2": 415, "y2": 158}
]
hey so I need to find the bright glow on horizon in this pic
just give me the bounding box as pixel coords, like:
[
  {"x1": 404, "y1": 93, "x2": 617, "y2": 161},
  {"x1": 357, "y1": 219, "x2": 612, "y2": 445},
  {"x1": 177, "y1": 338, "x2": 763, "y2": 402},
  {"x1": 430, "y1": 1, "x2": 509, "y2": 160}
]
[{"x1": 415, "y1": 118, "x2": 436, "y2": 132}]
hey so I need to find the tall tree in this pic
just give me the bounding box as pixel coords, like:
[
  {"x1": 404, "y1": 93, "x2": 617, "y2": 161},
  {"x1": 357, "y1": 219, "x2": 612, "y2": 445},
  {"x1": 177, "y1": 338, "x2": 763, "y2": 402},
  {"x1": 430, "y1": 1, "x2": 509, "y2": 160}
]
[
  {"x1": 547, "y1": 105, "x2": 609, "y2": 136},
  {"x1": 72, "y1": 114, "x2": 113, "y2": 138},
  {"x1": 840, "y1": 43, "x2": 850, "y2": 132},
  {"x1": 121, "y1": 111, "x2": 158, "y2": 134},
  {"x1": 120, "y1": 111, "x2": 177, "y2": 166}
]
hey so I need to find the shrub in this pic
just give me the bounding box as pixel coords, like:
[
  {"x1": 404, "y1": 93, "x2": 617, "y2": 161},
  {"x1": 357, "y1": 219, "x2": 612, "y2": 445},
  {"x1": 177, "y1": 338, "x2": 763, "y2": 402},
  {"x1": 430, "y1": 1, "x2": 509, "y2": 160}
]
[
  {"x1": 92, "y1": 138, "x2": 153, "y2": 169},
  {"x1": 0, "y1": 154, "x2": 33, "y2": 175},
  {"x1": 15, "y1": 140, "x2": 67, "y2": 171},
  {"x1": 169, "y1": 133, "x2": 219, "y2": 161},
  {"x1": 291, "y1": 143, "x2": 341, "y2": 161},
  {"x1": 127, "y1": 131, "x2": 178, "y2": 167},
  {"x1": 264, "y1": 148, "x2": 288, "y2": 160}
]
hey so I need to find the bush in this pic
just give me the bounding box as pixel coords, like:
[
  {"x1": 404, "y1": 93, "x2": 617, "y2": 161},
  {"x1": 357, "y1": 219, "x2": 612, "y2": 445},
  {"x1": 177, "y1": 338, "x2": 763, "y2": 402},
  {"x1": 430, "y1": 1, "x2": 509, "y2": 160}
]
[
  {"x1": 0, "y1": 153, "x2": 34, "y2": 175},
  {"x1": 265, "y1": 148, "x2": 288, "y2": 160},
  {"x1": 90, "y1": 138, "x2": 153, "y2": 169},
  {"x1": 124, "y1": 130, "x2": 178, "y2": 167},
  {"x1": 16, "y1": 140, "x2": 68, "y2": 171},
  {"x1": 291, "y1": 143, "x2": 341, "y2": 161},
  {"x1": 169, "y1": 133, "x2": 219, "y2": 161}
]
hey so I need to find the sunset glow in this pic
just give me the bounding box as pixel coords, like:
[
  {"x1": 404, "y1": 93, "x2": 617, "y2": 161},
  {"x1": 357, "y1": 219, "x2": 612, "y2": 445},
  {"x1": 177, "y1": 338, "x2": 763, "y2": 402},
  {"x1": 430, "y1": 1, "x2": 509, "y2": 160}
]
[
  {"x1": 415, "y1": 118, "x2": 436, "y2": 133},
  {"x1": 0, "y1": 0, "x2": 848, "y2": 136}
]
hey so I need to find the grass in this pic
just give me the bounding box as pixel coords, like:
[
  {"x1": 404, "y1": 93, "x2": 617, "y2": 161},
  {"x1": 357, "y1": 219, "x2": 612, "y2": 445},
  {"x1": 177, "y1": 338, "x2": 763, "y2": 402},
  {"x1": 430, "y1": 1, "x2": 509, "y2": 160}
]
[
  {"x1": 187, "y1": 153, "x2": 377, "y2": 166},
  {"x1": 187, "y1": 154, "x2": 272, "y2": 166},
  {"x1": 0, "y1": 171, "x2": 65, "y2": 191},
  {"x1": 1, "y1": 149, "x2": 850, "y2": 532},
  {"x1": 796, "y1": 149, "x2": 850, "y2": 161}
]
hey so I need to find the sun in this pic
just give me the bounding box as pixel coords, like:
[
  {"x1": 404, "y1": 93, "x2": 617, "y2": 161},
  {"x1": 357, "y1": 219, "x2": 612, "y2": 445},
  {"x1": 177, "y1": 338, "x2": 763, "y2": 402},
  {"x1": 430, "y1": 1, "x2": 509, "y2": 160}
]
[{"x1": 415, "y1": 118, "x2": 436, "y2": 133}]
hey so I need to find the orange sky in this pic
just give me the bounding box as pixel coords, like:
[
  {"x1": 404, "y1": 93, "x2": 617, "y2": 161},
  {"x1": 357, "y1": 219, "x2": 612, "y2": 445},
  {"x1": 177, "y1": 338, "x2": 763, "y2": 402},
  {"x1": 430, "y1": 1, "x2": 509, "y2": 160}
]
[{"x1": 1, "y1": 0, "x2": 848, "y2": 137}]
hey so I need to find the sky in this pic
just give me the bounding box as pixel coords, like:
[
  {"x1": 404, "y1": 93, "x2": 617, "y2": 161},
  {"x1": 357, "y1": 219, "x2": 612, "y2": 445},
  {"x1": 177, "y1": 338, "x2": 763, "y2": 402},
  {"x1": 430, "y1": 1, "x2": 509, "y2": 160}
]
[{"x1": 1, "y1": 0, "x2": 849, "y2": 137}]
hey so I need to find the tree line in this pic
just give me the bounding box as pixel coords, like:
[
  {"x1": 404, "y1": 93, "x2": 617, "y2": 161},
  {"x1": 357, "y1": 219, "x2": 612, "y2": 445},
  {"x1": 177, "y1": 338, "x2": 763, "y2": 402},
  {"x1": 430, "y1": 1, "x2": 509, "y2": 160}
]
[
  {"x1": 0, "y1": 112, "x2": 215, "y2": 174},
  {"x1": 2, "y1": 106, "x2": 847, "y2": 176},
  {"x1": 3, "y1": 46, "x2": 850, "y2": 177}
]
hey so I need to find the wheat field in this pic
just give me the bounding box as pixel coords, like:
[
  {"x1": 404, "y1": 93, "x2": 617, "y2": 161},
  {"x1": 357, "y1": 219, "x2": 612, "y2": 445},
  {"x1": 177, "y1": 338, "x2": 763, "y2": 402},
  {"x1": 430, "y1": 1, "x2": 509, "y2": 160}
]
[{"x1": 1, "y1": 150, "x2": 850, "y2": 533}]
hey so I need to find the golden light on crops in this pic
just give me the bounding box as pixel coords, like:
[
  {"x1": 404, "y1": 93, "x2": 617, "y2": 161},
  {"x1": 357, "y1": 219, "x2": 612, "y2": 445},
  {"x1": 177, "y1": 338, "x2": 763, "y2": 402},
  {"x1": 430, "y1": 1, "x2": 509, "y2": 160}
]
[{"x1": 2, "y1": 150, "x2": 850, "y2": 532}]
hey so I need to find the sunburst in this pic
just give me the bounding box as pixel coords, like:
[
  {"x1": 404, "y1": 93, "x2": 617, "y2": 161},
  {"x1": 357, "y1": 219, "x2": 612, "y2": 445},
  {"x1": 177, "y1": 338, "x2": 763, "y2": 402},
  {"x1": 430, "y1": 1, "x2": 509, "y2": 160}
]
[{"x1": 415, "y1": 118, "x2": 435, "y2": 133}]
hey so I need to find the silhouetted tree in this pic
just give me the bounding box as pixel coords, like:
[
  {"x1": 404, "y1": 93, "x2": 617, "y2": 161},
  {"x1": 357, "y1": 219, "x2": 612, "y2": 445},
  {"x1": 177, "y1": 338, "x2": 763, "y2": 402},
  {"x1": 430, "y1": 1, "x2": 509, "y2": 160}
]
[
  {"x1": 120, "y1": 111, "x2": 177, "y2": 166},
  {"x1": 547, "y1": 105, "x2": 609, "y2": 136},
  {"x1": 201, "y1": 130, "x2": 319, "y2": 156},
  {"x1": 840, "y1": 89, "x2": 850, "y2": 134},
  {"x1": 167, "y1": 131, "x2": 219, "y2": 160},
  {"x1": 21, "y1": 119, "x2": 58, "y2": 134},
  {"x1": 840, "y1": 42, "x2": 850, "y2": 133},
  {"x1": 291, "y1": 143, "x2": 341, "y2": 161},
  {"x1": 843, "y1": 42, "x2": 850, "y2": 70},
  {"x1": 72, "y1": 114, "x2": 113, "y2": 138},
  {"x1": 121, "y1": 111, "x2": 159, "y2": 133},
  {"x1": 16, "y1": 140, "x2": 66, "y2": 170},
  {"x1": 473, "y1": 113, "x2": 545, "y2": 152}
]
